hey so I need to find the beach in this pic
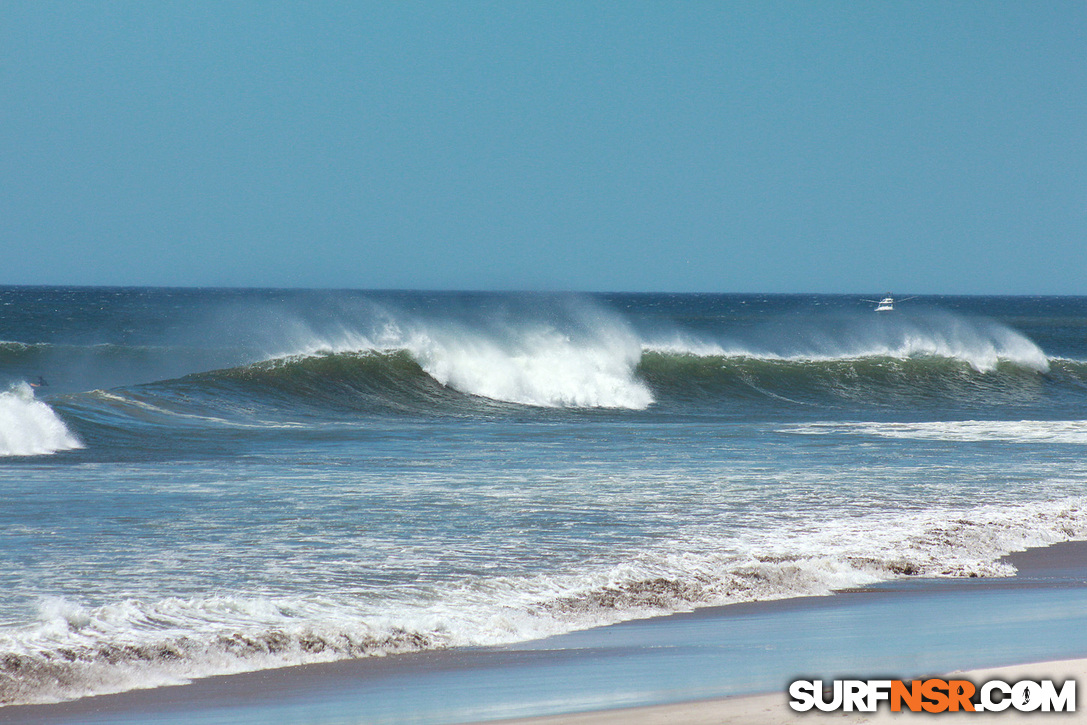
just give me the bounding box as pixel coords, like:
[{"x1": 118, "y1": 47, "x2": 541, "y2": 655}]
[
  {"x1": 5, "y1": 540, "x2": 1086, "y2": 724},
  {"x1": 5, "y1": 0, "x2": 1086, "y2": 720},
  {"x1": 4, "y1": 290, "x2": 1087, "y2": 723}
]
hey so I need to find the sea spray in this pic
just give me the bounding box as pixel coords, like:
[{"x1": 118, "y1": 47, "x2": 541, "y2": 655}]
[
  {"x1": 408, "y1": 323, "x2": 652, "y2": 409},
  {"x1": 264, "y1": 301, "x2": 654, "y2": 409},
  {"x1": 0, "y1": 382, "x2": 82, "y2": 456},
  {"x1": 641, "y1": 309, "x2": 1050, "y2": 372}
]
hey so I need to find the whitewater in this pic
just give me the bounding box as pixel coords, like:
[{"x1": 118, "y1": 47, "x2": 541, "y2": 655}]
[
  {"x1": 2, "y1": 288, "x2": 1087, "y2": 706},
  {"x1": 0, "y1": 382, "x2": 82, "y2": 457}
]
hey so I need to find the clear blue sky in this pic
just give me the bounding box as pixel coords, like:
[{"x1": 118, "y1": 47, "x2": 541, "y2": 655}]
[{"x1": 2, "y1": 2, "x2": 1085, "y2": 293}]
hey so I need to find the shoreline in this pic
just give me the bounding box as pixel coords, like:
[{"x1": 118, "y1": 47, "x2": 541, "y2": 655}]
[
  {"x1": 492, "y1": 656, "x2": 1087, "y2": 724},
  {"x1": 4, "y1": 540, "x2": 1087, "y2": 724}
]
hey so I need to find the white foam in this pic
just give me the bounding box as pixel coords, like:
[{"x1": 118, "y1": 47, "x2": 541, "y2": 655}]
[
  {"x1": 409, "y1": 324, "x2": 652, "y2": 409},
  {"x1": 5, "y1": 494, "x2": 1087, "y2": 706},
  {"x1": 643, "y1": 312, "x2": 1051, "y2": 373},
  {"x1": 262, "y1": 306, "x2": 1049, "y2": 409},
  {"x1": 0, "y1": 383, "x2": 83, "y2": 456},
  {"x1": 786, "y1": 420, "x2": 1087, "y2": 444},
  {"x1": 273, "y1": 312, "x2": 654, "y2": 410},
  {"x1": 863, "y1": 319, "x2": 1050, "y2": 373}
]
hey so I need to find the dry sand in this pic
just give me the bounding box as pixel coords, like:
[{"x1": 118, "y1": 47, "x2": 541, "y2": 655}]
[{"x1": 494, "y1": 658, "x2": 1087, "y2": 724}]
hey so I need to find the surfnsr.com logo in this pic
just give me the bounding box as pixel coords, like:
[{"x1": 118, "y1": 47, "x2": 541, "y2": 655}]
[{"x1": 789, "y1": 678, "x2": 1076, "y2": 713}]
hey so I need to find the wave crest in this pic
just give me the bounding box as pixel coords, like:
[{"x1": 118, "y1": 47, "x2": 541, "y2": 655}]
[
  {"x1": 265, "y1": 310, "x2": 653, "y2": 410},
  {"x1": 643, "y1": 310, "x2": 1050, "y2": 374},
  {"x1": 0, "y1": 383, "x2": 83, "y2": 456}
]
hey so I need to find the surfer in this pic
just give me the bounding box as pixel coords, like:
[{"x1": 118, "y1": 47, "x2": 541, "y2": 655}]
[{"x1": 29, "y1": 375, "x2": 48, "y2": 388}]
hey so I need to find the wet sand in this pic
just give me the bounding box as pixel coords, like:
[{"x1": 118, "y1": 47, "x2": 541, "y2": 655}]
[
  {"x1": 495, "y1": 656, "x2": 1087, "y2": 724},
  {"x1": 4, "y1": 541, "x2": 1087, "y2": 724}
]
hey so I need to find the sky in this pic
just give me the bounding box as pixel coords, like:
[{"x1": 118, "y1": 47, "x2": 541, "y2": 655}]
[{"x1": 1, "y1": 2, "x2": 1085, "y2": 294}]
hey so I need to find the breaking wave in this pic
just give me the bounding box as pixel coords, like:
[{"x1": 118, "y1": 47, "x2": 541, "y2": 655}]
[
  {"x1": 224, "y1": 307, "x2": 1060, "y2": 413},
  {"x1": 6, "y1": 301, "x2": 1067, "y2": 419},
  {"x1": 60, "y1": 311, "x2": 1068, "y2": 424},
  {"x1": 101, "y1": 343, "x2": 1068, "y2": 424},
  {"x1": 0, "y1": 383, "x2": 82, "y2": 456},
  {"x1": 241, "y1": 307, "x2": 655, "y2": 410},
  {"x1": 642, "y1": 310, "x2": 1051, "y2": 374}
]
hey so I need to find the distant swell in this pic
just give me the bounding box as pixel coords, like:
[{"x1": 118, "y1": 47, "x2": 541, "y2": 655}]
[{"x1": 0, "y1": 383, "x2": 82, "y2": 456}]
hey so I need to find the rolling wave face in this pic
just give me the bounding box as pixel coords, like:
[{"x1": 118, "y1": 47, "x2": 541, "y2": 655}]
[
  {"x1": 638, "y1": 352, "x2": 1053, "y2": 412},
  {"x1": 48, "y1": 306, "x2": 656, "y2": 441},
  {"x1": 240, "y1": 308, "x2": 1059, "y2": 415},
  {"x1": 643, "y1": 307, "x2": 1049, "y2": 368},
  {"x1": 135, "y1": 351, "x2": 1059, "y2": 425},
  {"x1": 637, "y1": 312, "x2": 1061, "y2": 413},
  {"x1": 0, "y1": 383, "x2": 82, "y2": 456},
  {"x1": 55, "y1": 318, "x2": 1080, "y2": 428},
  {"x1": 28, "y1": 301, "x2": 1081, "y2": 438},
  {"x1": 197, "y1": 350, "x2": 478, "y2": 416},
  {"x1": 248, "y1": 307, "x2": 654, "y2": 410}
]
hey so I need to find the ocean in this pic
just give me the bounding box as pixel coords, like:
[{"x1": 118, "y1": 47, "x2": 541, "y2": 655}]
[{"x1": 3, "y1": 287, "x2": 1087, "y2": 707}]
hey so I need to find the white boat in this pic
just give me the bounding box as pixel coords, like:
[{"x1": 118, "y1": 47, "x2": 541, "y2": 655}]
[{"x1": 862, "y1": 295, "x2": 915, "y2": 312}]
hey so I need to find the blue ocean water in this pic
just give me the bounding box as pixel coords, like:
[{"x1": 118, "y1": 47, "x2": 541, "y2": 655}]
[{"x1": 2, "y1": 288, "x2": 1087, "y2": 705}]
